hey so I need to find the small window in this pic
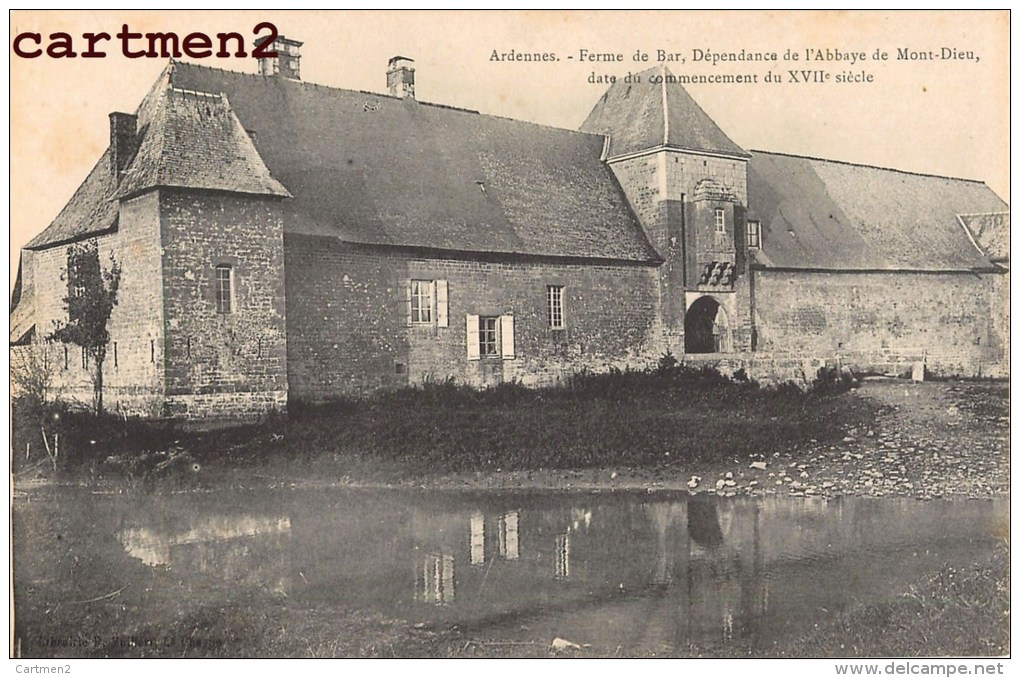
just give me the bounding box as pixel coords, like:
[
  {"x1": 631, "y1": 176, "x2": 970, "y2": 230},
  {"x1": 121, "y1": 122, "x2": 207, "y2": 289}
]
[
  {"x1": 479, "y1": 316, "x2": 499, "y2": 356},
  {"x1": 410, "y1": 280, "x2": 434, "y2": 324},
  {"x1": 215, "y1": 265, "x2": 234, "y2": 314},
  {"x1": 81, "y1": 346, "x2": 88, "y2": 370},
  {"x1": 466, "y1": 314, "x2": 514, "y2": 360},
  {"x1": 747, "y1": 220, "x2": 761, "y2": 248},
  {"x1": 406, "y1": 279, "x2": 448, "y2": 327},
  {"x1": 547, "y1": 285, "x2": 565, "y2": 330},
  {"x1": 714, "y1": 208, "x2": 726, "y2": 233}
]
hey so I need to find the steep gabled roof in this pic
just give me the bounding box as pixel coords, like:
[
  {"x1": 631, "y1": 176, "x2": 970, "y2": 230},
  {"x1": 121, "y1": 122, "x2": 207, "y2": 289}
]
[
  {"x1": 115, "y1": 86, "x2": 291, "y2": 200},
  {"x1": 580, "y1": 66, "x2": 748, "y2": 159},
  {"x1": 25, "y1": 71, "x2": 289, "y2": 251},
  {"x1": 168, "y1": 62, "x2": 659, "y2": 263},
  {"x1": 748, "y1": 151, "x2": 1006, "y2": 271}
]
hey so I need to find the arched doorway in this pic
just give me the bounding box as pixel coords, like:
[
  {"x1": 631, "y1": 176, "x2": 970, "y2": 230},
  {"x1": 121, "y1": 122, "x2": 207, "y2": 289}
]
[{"x1": 685, "y1": 296, "x2": 730, "y2": 354}]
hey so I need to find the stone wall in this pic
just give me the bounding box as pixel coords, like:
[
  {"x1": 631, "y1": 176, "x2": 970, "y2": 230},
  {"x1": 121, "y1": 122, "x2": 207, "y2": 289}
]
[
  {"x1": 284, "y1": 236, "x2": 664, "y2": 401},
  {"x1": 753, "y1": 269, "x2": 1008, "y2": 377},
  {"x1": 608, "y1": 150, "x2": 752, "y2": 354},
  {"x1": 23, "y1": 192, "x2": 166, "y2": 415},
  {"x1": 159, "y1": 190, "x2": 289, "y2": 419},
  {"x1": 608, "y1": 151, "x2": 747, "y2": 253}
]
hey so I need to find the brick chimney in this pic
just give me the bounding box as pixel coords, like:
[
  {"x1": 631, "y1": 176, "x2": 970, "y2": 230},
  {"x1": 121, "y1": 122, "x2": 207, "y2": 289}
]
[
  {"x1": 109, "y1": 112, "x2": 138, "y2": 183},
  {"x1": 257, "y1": 35, "x2": 303, "y2": 80},
  {"x1": 387, "y1": 56, "x2": 415, "y2": 99}
]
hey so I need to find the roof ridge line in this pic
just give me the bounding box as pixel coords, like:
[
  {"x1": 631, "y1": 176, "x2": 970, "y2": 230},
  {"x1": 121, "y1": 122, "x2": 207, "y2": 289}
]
[
  {"x1": 173, "y1": 60, "x2": 603, "y2": 137},
  {"x1": 749, "y1": 148, "x2": 991, "y2": 185},
  {"x1": 660, "y1": 64, "x2": 669, "y2": 147}
]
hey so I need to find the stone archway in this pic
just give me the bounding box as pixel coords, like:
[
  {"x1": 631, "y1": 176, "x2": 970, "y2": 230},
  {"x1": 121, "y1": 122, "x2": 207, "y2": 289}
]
[{"x1": 685, "y1": 296, "x2": 730, "y2": 354}]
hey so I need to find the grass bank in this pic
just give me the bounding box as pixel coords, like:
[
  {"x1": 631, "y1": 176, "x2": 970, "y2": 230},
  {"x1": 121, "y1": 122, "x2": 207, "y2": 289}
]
[
  {"x1": 757, "y1": 545, "x2": 1010, "y2": 658},
  {"x1": 13, "y1": 365, "x2": 873, "y2": 486}
]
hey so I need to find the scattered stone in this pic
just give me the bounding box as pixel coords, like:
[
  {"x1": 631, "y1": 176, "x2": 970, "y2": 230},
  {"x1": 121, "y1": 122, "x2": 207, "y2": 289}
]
[{"x1": 749, "y1": 461, "x2": 767, "y2": 470}]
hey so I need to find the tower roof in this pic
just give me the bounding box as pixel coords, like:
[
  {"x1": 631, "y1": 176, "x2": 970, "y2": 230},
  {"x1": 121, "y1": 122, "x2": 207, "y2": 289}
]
[{"x1": 581, "y1": 66, "x2": 748, "y2": 159}]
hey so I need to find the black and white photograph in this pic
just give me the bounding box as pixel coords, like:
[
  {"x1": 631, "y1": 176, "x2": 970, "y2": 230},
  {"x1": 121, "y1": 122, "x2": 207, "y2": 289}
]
[{"x1": 8, "y1": 9, "x2": 1010, "y2": 667}]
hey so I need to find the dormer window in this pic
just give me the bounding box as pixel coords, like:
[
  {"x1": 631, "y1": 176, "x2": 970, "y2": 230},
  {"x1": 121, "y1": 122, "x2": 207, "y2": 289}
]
[
  {"x1": 714, "y1": 208, "x2": 726, "y2": 233},
  {"x1": 747, "y1": 220, "x2": 761, "y2": 248}
]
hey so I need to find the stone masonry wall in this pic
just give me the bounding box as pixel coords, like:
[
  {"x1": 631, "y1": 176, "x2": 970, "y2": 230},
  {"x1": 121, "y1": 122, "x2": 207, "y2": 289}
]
[
  {"x1": 754, "y1": 269, "x2": 1008, "y2": 377},
  {"x1": 284, "y1": 236, "x2": 664, "y2": 401},
  {"x1": 608, "y1": 150, "x2": 750, "y2": 353},
  {"x1": 609, "y1": 151, "x2": 747, "y2": 254},
  {"x1": 159, "y1": 191, "x2": 288, "y2": 419},
  {"x1": 24, "y1": 192, "x2": 165, "y2": 415}
]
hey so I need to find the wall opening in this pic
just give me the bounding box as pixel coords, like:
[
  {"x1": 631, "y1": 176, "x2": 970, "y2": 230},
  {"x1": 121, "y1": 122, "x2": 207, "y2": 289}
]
[{"x1": 685, "y1": 296, "x2": 731, "y2": 354}]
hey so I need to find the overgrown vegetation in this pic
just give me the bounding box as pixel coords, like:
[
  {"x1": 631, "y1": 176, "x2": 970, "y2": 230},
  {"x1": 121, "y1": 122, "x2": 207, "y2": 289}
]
[
  {"x1": 48, "y1": 239, "x2": 121, "y2": 414},
  {"x1": 758, "y1": 545, "x2": 1010, "y2": 658},
  {"x1": 12, "y1": 361, "x2": 869, "y2": 485}
]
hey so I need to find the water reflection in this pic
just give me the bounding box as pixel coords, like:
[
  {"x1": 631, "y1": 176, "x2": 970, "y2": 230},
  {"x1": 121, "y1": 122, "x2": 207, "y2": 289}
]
[
  {"x1": 498, "y1": 511, "x2": 519, "y2": 561},
  {"x1": 415, "y1": 553, "x2": 455, "y2": 605},
  {"x1": 118, "y1": 514, "x2": 293, "y2": 594},
  {"x1": 16, "y1": 489, "x2": 1006, "y2": 655}
]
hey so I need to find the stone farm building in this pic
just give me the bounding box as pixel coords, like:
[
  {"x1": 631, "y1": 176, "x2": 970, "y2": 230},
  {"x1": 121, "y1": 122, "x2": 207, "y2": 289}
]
[{"x1": 10, "y1": 39, "x2": 1009, "y2": 419}]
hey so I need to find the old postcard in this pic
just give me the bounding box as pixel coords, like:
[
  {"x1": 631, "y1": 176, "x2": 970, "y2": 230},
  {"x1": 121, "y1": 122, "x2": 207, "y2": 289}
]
[{"x1": 8, "y1": 10, "x2": 1009, "y2": 669}]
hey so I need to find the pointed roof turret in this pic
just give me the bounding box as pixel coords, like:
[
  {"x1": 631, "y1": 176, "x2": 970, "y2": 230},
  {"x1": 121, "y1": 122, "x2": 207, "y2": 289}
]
[{"x1": 581, "y1": 66, "x2": 748, "y2": 160}]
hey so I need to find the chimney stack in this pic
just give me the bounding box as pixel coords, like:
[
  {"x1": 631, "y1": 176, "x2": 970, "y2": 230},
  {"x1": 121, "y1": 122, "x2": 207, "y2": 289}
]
[
  {"x1": 257, "y1": 35, "x2": 303, "y2": 80},
  {"x1": 109, "y1": 112, "x2": 138, "y2": 183},
  {"x1": 387, "y1": 56, "x2": 415, "y2": 99}
]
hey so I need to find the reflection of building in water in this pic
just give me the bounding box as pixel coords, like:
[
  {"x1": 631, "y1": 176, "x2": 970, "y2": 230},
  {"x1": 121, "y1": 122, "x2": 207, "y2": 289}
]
[
  {"x1": 554, "y1": 533, "x2": 571, "y2": 579},
  {"x1": 118, "y1": 514, "x2": 292, "y2": 593},
  {"x1": 497, "y1": 511, "x2": 519, "y2": 561},
  {"x1": 470, "y1": 512, "x2": 485, "y2": 565},
  {"x1": 570, "y1": 507, "x2": 592, "y2": 531},
  {"x1": 415, "y1": 553, "x2": 455, "y2": 605}
]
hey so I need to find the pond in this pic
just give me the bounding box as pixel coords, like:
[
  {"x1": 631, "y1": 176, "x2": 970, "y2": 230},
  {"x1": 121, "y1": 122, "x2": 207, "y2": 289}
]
[{"x1": 12, "y1": 486, "x2": 1006, "y2": 657}]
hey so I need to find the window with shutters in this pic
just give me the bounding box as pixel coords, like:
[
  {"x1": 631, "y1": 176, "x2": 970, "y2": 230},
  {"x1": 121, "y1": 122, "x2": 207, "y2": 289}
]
[
  {"x1": 407, "y1": 279, "x2": 448, "y2": 327},
  {"x1": 466, "y1": 314, "x2": 514, "y2": 360}
]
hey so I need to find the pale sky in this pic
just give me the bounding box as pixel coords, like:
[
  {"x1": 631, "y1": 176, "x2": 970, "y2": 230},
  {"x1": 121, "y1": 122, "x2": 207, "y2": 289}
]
[{"x1": 9, "y1": 10, "x2": 1009, "y2": 292}]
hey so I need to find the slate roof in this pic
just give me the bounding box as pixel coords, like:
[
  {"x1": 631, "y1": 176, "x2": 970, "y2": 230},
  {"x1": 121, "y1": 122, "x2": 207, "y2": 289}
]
[
  {"x1": 25, "y1": 62, "x2": 658, "y2": 263},
  {"x1": 115, "y1": 86, "x2": 291, "y2": 200},
  {"x1": 747, "y1": 151, "x2": 1006, "y2": 272},
  {"x1": 580, "y1": 66, "x2": 748, "y2": 159},
  {"x1": 168, "y1": 62, "x2": 658, "y2": 263},
  {"x1": 24, "y1": 150, "x2": 119, "y2": 250}
]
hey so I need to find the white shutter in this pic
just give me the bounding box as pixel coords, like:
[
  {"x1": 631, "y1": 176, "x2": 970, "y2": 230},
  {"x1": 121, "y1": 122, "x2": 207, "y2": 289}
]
[
  {"x1": 401, "y1": 279, "x2": 412, "y2": 326},
  {"x1": 500, "y1": 315, "x2": 515, "y2": 360},
  {"x1": 436, "y1": 280, "x2": 448, "y2": 328},
  {"x1": 466, "y1": 314, "x2": 480, "y2": 360}
]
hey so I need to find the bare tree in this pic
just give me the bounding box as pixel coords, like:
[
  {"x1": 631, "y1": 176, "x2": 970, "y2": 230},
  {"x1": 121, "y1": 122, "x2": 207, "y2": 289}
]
[{"x1": 49, "y1": 239, "x2": 121, "y2": 415}]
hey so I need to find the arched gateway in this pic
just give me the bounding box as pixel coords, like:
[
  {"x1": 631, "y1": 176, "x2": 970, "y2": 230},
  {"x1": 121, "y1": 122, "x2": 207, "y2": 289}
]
[{"x1": 685, "y1": 296, "x2": 731, "y2": 354}]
